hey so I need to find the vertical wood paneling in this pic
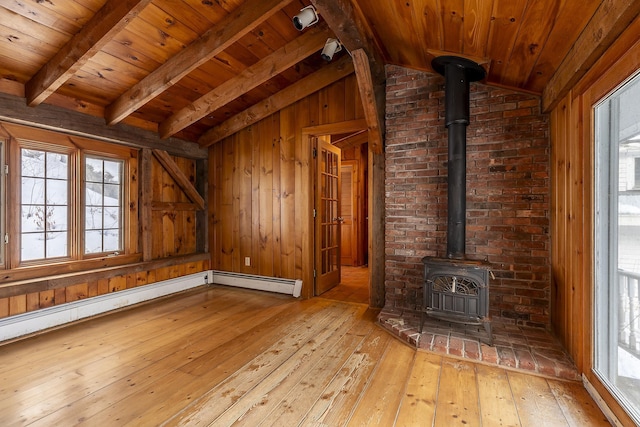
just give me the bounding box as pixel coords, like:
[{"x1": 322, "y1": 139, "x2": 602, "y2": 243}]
[
  {"x1": 297, "y1": 97, "x2": 315, "y2": 296},
  {"x1": 279, "y1": 104, "x2": 297, "y2": 278},
  {"x1": 259, "y1": 118, "x2": 274, "y2": 277},
  {"x1": 239, "y1": 129, "x2": 253, "y2": 274},
  {"x1": 550, "y1": 19, "x2": 640, "y2": 425},
  {"x1": 271, "y1": 115, "x2": 283, "y2": 279},
  {"x1": 209, "y1": 76, "x2": 365, "y2": 297}
]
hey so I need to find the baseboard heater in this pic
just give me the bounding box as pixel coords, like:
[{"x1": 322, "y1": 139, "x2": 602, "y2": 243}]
[
  {"x1": 0, "y1": 272, "x2": 211, "y2": 343},
  {"x1": 212, "y1": 270, "x2": 302, "y2": 298}
]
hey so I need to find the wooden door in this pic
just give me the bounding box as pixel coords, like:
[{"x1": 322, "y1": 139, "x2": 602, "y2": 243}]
[
  {"x1": 340, "y1": 162, "x2": 356, "y2": 266},
  {"x1": 315, "y1": 138, "x2": 342, "y2": 295}
]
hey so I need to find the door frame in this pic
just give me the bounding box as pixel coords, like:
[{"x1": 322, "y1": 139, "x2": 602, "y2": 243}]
[{"x1": 301, "y1": 119, "x2": 385, "y2": 307}]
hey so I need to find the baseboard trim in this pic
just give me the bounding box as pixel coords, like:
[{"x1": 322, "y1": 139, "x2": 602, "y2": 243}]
[{"x1": 0, "y1": 271, "x2": 211, "y2": 343}]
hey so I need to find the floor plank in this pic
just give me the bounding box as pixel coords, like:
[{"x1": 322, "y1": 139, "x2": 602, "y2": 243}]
[
  {"x1": 434, "y1": 359, "x2": 481, "y2": 426},
  {"x1": 476, "y1": 363, "x2": 521, "y2": 427},
  {"x1": 508, "y1": 371, "x2": 571, "y2": 426},
  {"x1": 395, "y1": 351, "x2": 441, "y2": 426},
  {"x1": 346, "y1": 339, "x2": 416, "y2": 426},
  {"x1": 0, "y1": 285, "x2": 610, "y2": 427}
]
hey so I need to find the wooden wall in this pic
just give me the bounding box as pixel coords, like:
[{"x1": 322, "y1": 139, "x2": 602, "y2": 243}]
[
  {"x1": 209, "y1": 75, "x2": 364, "y2": 299},
  {"x1": 550, "y1": 15, "x2": 640, "y2": 427},
  {"x1": 0, "y1": 123, "x2": 209, "y2": 320}
]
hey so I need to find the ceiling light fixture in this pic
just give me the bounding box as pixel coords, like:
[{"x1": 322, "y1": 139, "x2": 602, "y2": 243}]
[
  {"x1": 321, "y1": 38, "x2": 342, "y2": 61},
  {"x1": 293, "y1": 5, "x2": 319, "y2": 31}
]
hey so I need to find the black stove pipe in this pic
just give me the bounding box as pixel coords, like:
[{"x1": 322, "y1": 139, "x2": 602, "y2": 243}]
[{"x1": 431, "y1": 56, "x2": 486, "y2": 259}]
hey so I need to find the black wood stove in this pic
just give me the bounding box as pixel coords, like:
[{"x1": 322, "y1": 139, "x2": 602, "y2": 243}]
[{"x1": 420, "y1": 56, "x2": 493, "y2": 345}]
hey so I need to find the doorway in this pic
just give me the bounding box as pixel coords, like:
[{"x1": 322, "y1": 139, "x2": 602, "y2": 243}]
[{"x1": 309, "y1": 123, "x2": 370, "y2": 304}]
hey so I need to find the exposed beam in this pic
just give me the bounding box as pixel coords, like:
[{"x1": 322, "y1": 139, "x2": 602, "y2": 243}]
[
  {"x1": 310, "y1": 0, "x2": 386, "y2": 153},
  {"x1": 198, "y1": 55, "x2": 354, "y2": 147},
  {"x1": 542, "y1": 0, "x2": 640, "y2": 112},
  {"x1": 105, "y1": 0, "x2": 291, "y2": 126},
  {"x1": 25, "y1": 0, "x2": 151, "y2": 107},
  {"x1": 333, "y1": 129, "x2": 368, "y2": 150},
  {"x1": 0, "y1": 92, "x2": 206, "y2": 159},
  {"x1": 351, "y1": 49, "x2": 383, "y2": 154},
  {"x1": 302, "y1": 119, "x2": 368, "y2": 136},
  {"x1": 140, "y1": 149, "x2": 153, "y2": 262},
  {"x1": 152, "y1": 149, "x2": 205, "y2": 210},
  {"x1": 159, "y1": 25, "x2": 331, "y2": 139}
]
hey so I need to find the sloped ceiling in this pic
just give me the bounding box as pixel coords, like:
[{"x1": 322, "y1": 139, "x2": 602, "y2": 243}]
[{"x1": 0, "y1": 0, "x2": 639, "y2": 147}]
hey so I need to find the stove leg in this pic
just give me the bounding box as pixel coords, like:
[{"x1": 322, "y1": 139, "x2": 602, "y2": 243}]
[{"x1": 483, "y1": 321, "x2": 493, "y2": 346}]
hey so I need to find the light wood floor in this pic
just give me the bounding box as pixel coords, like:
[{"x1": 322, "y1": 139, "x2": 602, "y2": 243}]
[{"x1": 0, "y1": 285, "x2": 610, "y2": 426}]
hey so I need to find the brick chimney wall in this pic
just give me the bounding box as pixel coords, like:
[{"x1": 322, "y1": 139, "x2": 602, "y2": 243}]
[{"x1": 384, "y1": 64, "x2": 550, "y2": 328}]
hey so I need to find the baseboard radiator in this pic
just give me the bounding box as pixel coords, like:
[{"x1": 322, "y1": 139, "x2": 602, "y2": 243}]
[
  {"x1": 0, "y1": 271, "x2": 212, "y2": 343},
  {"x1": 212, "y1": 270, "x2": 302, "y2": 298}
]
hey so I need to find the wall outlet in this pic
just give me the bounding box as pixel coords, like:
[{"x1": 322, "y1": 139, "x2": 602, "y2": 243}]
[{"x1": 244, "y1": 257, "x2": 251, "y2": 266}]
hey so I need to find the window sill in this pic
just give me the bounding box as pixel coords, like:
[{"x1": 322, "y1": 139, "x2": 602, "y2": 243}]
[{"x1": 0, "y1": 252, "x2": 210, "y2": 299}]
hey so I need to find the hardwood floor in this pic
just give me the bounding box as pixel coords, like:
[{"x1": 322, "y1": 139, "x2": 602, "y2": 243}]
[
  {"x1": 321, "y1": 265, "x2": 370, "y2": 304},
  {"x1": 0, "y1": 285, "x2": 610, "y2": 426}
]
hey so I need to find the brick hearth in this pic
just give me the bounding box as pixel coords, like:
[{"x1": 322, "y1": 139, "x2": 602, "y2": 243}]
[{"x1": 378, "y1": 309, "x2": 579, "y2": 381}]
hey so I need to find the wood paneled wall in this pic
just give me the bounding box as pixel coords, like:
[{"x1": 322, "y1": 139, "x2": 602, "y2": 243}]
[
  {"x1": 209, "y1": 75, "x2": 364, "y2": 299},
  {"x1": 0, "y1": 123, "x2": 209, "y2": 320},
  {"x1": 550, "y1": 14, "x2": 640, "y2": 427},
  {"x1": 151, "y1": 154, "x2": 198, "y2": 258}
]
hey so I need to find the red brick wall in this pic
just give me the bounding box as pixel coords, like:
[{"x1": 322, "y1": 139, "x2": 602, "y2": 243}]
[{"x1": 384, "y1": 65, "x2": 550, "y2": 328}]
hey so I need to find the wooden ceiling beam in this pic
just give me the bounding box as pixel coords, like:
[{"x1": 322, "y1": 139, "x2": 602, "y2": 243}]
[
  {"x1": 105, "y1": 0, "x2": 292, "y2": 126},
  {"x1": 333, "y1": 129, "x2": 368, "y2": 149},
  {"x1": 159, "y1": 25, "x2": 331, "y2": 139},
  {"x1": 351, "y1": 49, "x2": 383, "y2": 154},
  {"x1": 310, "y1": 0, "x2": 386, "y2": 154},
  {"x1": 25, "y1": 0, "x2": 152, "y2": 107},
  {"x1": 199, "y1": 55, "x2": 354, "y2": 147},
  {"x1": 542, "y1": 0, "x2": 640, "y2": 112},
  {"x1": 0, "y1": 92, "x2": 206, "y2": 159}
]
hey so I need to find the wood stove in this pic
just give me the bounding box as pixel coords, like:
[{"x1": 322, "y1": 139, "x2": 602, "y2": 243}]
[
  {"x1": 420, "y1": 56, "x2": 493, "y2": 344},
  {"x1": 421, "y1": 257, "x2": 492, "y2": 344}
]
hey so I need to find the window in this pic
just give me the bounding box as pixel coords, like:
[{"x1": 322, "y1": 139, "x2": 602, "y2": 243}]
[
  {"x1": 84, "y1": 156, "x2": 124, "y2": 254},
  {"x1": 20, "y1": 147, "x2": 70, "y2": 261},
  {"x1": 594, "y1": 70, "x2": 640, "y2": 425},
  {"x1": 9, "y1": 132, "x2": 131, "y2": 267},
  {"x1": 635, "y1": 157, "x2": 640, "y2": 189}
]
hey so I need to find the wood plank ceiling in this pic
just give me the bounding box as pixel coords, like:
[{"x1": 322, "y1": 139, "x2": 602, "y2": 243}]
[{"x1": 0, "y1": 0, "x2": 638, "y2": 147}]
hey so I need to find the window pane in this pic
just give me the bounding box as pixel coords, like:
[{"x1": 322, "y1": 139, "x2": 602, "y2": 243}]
[
  {"x1": 86, "y1": 182, "x2": 103, "y2": 206},
  {"x1": 21, "y1": 149, "x2": 45, "y2": 178},
  {"x1": 104, "y1": 206, "x2": 120, "y2": 229},
  {"x1": 46, "y1": 179, "x2": 67, "y2": 205},
  {"x1": 85, "y1": 230, "x2": 103, "y2": 254},
  {"x1": 86, "y1": 157, "x2": 103, "y2": 182},
  {"x1": 21, "y1": 177, "x2": 44, "y2": 205},
  {"x1": 85, "y1": 207, "x2": 103, "y2": 230},
  {"x1": 103, "y1": 184, "x2": 121, "y2": 206},
  {"x1": 103, "y1": 229, "x2": 120, "y2": 252},
  {"x1": 49, "y1": 206, "x2": 68, "y2": 231},
  {"x1": 104, "y1": 160, "x2": 121, "y2": 184},
  {"x1": 46, "y1": 152, "x2": 67, "y2": 179},
  {"x1": 21, "y1": 233, "x2": 45, "y2": 261},
  {"x1": 21, "y1": 206, "x2": 42, "y2": 233},
  {"x1": 45, "y1": 232, "x2": 68, "y2": 258}
]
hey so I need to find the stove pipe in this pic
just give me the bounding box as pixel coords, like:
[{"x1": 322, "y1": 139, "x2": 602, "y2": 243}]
[{"x1": 431, "y1": 56, "x2": 486, "y2": 259}]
